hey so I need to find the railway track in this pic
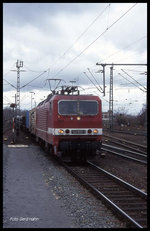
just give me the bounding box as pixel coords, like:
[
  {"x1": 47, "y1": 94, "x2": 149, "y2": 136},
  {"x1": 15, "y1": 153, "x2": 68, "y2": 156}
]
[
  {"x1": 103, "y1": 134, "x2": 147, "y2": 155},
  {"x1": 102, "y1": 144, "x2": 147, "y2": 165},
  {"x1": 103, "y1": 129, "x2": 147, "y2": 136},
  {"x1": 59, "y1": 160, "x2": 147, "y2": 228}
]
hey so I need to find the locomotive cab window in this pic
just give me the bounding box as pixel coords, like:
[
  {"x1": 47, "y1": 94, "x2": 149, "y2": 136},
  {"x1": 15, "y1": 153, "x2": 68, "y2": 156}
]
[{"x1": 58, "y1": 100, "x2": 98, "y2": 115}]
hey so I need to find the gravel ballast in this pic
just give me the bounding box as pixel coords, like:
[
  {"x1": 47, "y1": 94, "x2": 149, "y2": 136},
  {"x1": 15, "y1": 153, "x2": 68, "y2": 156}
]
[{"x1": 39, "y1": 152, "x2": 127, "y2": 228}]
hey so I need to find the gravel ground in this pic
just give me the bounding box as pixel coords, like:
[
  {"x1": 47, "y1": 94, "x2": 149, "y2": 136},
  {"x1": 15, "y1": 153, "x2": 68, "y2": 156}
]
[{"x1": 3, "y1": 130, "x2": 127, "y2": 228}]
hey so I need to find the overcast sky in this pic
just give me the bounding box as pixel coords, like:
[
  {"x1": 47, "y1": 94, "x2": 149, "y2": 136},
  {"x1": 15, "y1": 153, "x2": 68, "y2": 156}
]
[{"x1": 3, "y1": 3, "x2": 147, "y2": 114}]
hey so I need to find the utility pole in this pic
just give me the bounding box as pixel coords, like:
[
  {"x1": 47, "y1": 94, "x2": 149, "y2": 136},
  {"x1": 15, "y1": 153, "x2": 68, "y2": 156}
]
[
  {"x1": 11, "y1": 60, "x2": 26, "y2": 135},
  {"x1": 11, "y1": 60, "x2": 26, "y2": 116},
  {"x1": 109, "y1": 66, "x2": 113, "y2": 131},
  {"x1": 10, "y1": 103, "x2": 16, "y2": 143},
  {"x1": 96, "y1": 63, "x2": 147, "y2": 97},
  {"x1": 96, "y1": 63, "x2": 147, "y2": 131},
  {"x1": 102, "y1": 64, "x2": 106, "y2": 96},
  {"x1": 97, "y1": 64, "x2": 106, "y2": 96},
  {"x1": 16, "y1": 60, "x2": 23, "y2": 115},
  {"x1": 12, "y1": 94, "x2": 16, "y2": 117}
]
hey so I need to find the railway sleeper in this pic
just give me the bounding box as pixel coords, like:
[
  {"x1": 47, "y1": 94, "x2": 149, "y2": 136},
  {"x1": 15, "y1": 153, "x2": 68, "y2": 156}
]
[
  {"x1": 123, "y1": 207, "x2": 147, "y2": 212},
  {"x1": 102, "y1": 192, "x2": 136, "y2": 197},
  {"x1": 124, "y1": 213, "x2": 147, "y2": 222},
  {"x1": 113, "y1": 197, "x2": 145, "y2": 202},
  {"x1": 107, "y1": 194, "x2": 141, "y2": 199},
  {"x1": 133, "y1": 218, "x2": 147, "y2": 225},
  {"x1": 100, "y1": 188, "x2": 131, "y2": 192},
  {"x1": 116, "y1": 202, "x2": 147, "y2": 207},
  {"x1": 80, "y1": 176, "x2": 112, "y2": 181}
]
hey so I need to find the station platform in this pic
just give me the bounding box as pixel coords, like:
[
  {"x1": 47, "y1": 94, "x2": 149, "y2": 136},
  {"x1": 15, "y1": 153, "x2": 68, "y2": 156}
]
[{"x1": 3, "y1": 144, "x2": 76, "y2": 228}]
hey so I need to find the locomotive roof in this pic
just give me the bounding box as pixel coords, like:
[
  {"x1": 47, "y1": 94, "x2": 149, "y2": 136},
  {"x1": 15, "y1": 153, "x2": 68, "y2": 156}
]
[
  {"x1": 37, "y1": 93, "x2": 53, "y2": 106},
  {"x1": 37, "y1": 93, "x2": 100, "y2": 107},
  {"x1": 53, "y1": 94, "x2": 100, "y2": 99}
]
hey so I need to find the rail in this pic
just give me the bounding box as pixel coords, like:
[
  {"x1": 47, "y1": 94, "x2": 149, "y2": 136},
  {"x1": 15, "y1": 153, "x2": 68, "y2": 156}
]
[
  {"x1": 59, "y1": 159, "x2": 147, "y2": 228},
  {"x1": 102, "y1": 144, "x2": 147, "y2": 165}
]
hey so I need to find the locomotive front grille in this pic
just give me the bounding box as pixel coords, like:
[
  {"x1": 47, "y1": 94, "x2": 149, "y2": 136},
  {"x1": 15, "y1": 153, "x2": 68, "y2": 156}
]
[{"x1": 71, "y1": 129, "x2": 86, "y2": 134}]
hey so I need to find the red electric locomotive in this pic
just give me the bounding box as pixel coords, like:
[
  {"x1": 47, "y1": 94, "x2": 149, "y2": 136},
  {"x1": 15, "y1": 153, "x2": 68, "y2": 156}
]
[{"x1": 36, "y1": 86, "x2": 102, "y2": 162}]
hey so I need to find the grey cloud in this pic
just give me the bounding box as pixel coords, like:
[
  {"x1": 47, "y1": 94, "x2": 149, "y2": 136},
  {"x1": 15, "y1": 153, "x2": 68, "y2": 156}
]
[
  {"x1": 3, "y1": 3, "x2": 147, "y2": 95},
  {"x1": 3, "y1": 3, "x2": 105, "y2": 26}
]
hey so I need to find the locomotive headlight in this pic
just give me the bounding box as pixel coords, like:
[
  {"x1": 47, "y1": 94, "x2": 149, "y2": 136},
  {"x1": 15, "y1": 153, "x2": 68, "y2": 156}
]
[
  {"x1": 65, "y1": 129, "x2": 70, "y2": 134},
  {"x1": 77, "y1": 116, "x2": 81, "y2": 120},
  {"x1": 58, "y1": 129, "x2": 64, "y2": 134},
  {"x1": 93, "y1": 129, "x2": 98, "y2": 134},
  {"x1": 88, "y1": 129, "x2": 92, "y2": 134}
]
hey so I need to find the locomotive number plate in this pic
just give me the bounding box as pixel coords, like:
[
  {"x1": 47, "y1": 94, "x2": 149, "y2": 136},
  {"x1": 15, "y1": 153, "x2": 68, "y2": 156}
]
[{"x1": 71, "y1": 130, "x2": 86, "y2": 134}]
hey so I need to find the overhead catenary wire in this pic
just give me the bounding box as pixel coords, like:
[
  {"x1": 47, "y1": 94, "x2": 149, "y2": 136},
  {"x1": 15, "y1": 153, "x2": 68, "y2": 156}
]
[
  {"x1": 121, "y1": 69, "x2": 147, "y2": 91},
  {"x1": 20, "y1": 70, "x2": 47, "y2": 89},
  {"x1": 83, "y1": 72, "x2": 109, "y2": 103},
  {"x1": 3, "y1": 62, "x2": 17, "y2": 77},
  {"x1": 23, "y1": 64, "x2": 47, "y2": 73},
  {"x1": 4, "y1": 63, "x2": 49, "y2": 94},
  {"x1": 3, "y1": 79, "x2": 17, "y2": 89},
  {"x1": 118, "y1": 73, "x2": 146, "y2": 93},
  {"x1": 62, "y1": 32, "x2": 146, "y2": 99},
  {"x1": 79, "y1": 85, "x2": 109, "y2": 103},
  {"x1": 25, "y1": 85, "x2": 45, "y2": 88},
  {"x1": 83, "y1": 72, "x2": 102, "y2": 93},
  {"x1": 52, "y1": 3, "x2": 137, "y2": 78},
  {"x1": 62, "y1": 4, "x2": 111, "y2": 57},
  {"x1": 106, "y1": 2, "x2": 111, "y2": 29},
  {"x1": 49, "y1": 3, "x2": 111, "y2": 74},
  {"x1": 3, "y1": 70, "x2": 12, "y2": 77},
  {"x1": 87, "y1": 68, "x2": 103, "y2": 93},
  {"x1": 26, "y1": 71, "x2": 52, "y2": 101},
  {"x1": 122, "y1": 68, "x2": 147, "y2": 73},
  {"x1": 3, "y1": 3, "x2": 139, "y2": 98},
  {"x1": 98, "y1": 35, "x2": 147, "y2": 63},
  {"x1": 3, "y1": 3, "x2": 145, "y2": 113}
]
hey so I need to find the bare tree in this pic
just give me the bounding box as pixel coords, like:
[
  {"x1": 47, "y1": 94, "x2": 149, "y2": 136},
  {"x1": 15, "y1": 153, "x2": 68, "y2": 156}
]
[{"x1": 137, "y1": 104, "x2": 146, "y2": 126}]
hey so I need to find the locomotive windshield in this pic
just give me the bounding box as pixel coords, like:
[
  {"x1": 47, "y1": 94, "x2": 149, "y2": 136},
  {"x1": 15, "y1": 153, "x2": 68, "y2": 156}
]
[{"x1": 58, "y1": 100, "x2": 98, "y2": 115}]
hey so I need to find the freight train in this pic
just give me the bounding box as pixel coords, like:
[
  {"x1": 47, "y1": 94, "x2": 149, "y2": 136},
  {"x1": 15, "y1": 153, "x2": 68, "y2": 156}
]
[{"x1": 20, "y1": 86, "x2": 103, "y2": 162}]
